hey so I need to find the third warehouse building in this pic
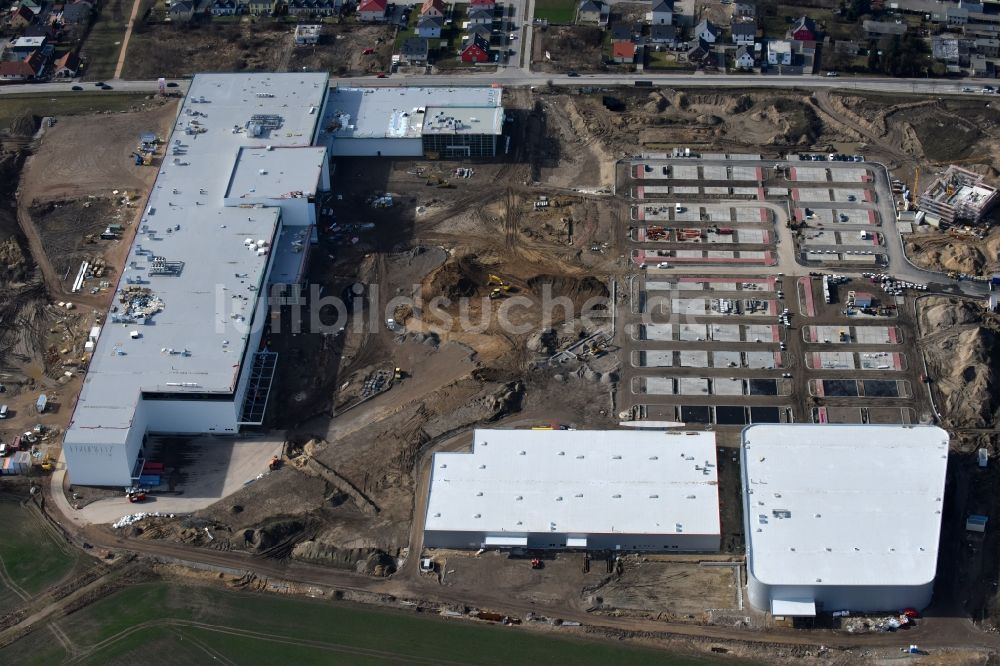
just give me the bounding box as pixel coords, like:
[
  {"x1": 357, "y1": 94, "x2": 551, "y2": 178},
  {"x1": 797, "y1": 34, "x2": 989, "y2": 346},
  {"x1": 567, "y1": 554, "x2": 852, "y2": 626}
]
[{"x1": 741, "y1": 424, "x2": 950, "y2": 616}]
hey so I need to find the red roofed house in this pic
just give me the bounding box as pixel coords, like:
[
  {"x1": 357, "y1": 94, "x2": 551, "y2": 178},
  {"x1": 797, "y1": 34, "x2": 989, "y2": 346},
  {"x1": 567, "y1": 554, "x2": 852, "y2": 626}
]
[
  {"x1": 358, "y1": 0, "x2": 387, "y2": 22},
  {"x1": 468, "y1": 0, "x2": 495, "y2": 10},
  {"x1": 52, "y1": 51, "x2": 80, "y2": 78},
  {"x1": 9, "y1": 5, "x2": 35, "y2": 29},
  {"x1": 461, "y1": 33, "x2": 490, "y2": 63},
  {"x1": 0, "y1": 51, "x2": 47, "y2": 82},
  {"x1": 787, "y1": 16, "x2": 817, "y2": 42},
  {"x1": 612, "y1": 40, "x2": 636, "y2": 64},
  {"x1": 421, "y1": 0, "x2": 446, "y2": 17}
]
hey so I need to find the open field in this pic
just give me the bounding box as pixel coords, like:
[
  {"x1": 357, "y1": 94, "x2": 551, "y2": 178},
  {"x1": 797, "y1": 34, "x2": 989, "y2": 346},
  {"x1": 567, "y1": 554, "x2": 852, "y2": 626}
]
[
  {"x1": 0, "y1": 582, "x2": 722, "y2": 664},
  {"x1": 80, "y1": 0, "x2": 133, "y2": 81},
  {"x1": 535, "y1": 0, "x2": 577, "y2": 23},
  {"x1": 0, "y1": 93, "x2": 154, "y2": 130},
  {"x1": 0, "y1": 499, "x2": 78, "y2": 612}
]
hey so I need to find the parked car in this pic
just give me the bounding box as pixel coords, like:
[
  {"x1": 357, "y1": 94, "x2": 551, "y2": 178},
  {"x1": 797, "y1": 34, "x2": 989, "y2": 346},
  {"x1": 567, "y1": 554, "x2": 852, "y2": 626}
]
[
  {"x1": 166, "y1": 81, "x2": 179, "y2": 88},
  {"x1": 567, "y1": 71, "x2": 580, "y2": 77},
  {"x1": 71, "y1": 85, "x2": 82, "y2": 91}
]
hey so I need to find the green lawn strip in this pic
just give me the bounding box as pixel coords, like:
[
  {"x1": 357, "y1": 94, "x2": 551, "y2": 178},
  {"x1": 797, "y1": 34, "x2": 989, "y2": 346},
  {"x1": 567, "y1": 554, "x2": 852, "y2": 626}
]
[
  {"x1": 534, "y1": 0, "x2": 576, "y2": 24},
  {"x1": 49, "y1": 582, "x2": 727, "y2": 665},
  {"x1": 0, "y1": 92, "x2": 150, "y2": 131},
  {"x1": 0, "y1": 500, "x2": 77, "y2": 596}
]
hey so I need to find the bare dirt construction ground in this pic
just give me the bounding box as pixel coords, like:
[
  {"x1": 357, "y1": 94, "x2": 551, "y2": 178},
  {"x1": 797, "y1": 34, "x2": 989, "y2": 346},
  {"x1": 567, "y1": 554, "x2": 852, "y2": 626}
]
[
  {"x1": 532, "y1": 26, "x2": 607, "y2": 73},
  {"x1": 122, "y1": 20, "x2": 396, "y2": 79},
  {"x1": 0, "y1": 99, "x2": 176, "y2": 465},
  {"x1": 287, "y1": 24, "x2": 396, "y2": 76}
]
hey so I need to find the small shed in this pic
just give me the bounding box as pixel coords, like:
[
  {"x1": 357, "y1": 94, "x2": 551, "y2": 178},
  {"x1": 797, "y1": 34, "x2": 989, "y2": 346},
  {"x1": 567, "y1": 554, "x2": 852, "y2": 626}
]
[
  {"x1": 967, "y1": 514, "x2": 988, "y2": 533},
  {"x1": 35, "y1": 394, "x2": 47, "y2": 414},
  {"x1": 853, "y1": 292, "x2": 874, "y2": 308}
]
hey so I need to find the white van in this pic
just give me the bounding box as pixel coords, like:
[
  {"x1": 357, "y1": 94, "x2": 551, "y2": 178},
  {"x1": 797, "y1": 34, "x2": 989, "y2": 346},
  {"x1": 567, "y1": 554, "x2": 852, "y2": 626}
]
[{"x1": 0, "y1": 404, "x2": 8, "y2": 419}]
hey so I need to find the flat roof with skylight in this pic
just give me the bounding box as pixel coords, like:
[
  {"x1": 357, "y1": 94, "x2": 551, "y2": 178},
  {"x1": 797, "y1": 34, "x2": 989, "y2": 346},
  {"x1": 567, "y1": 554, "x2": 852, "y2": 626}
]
[
  {"x1": 424, "y1": 429, "x2": 720, "y2": 551},
  {"x1": 741, "y1": 424, "x2": 949, "y2": 613},
  {"x1": 67, "y1": 73, "x2": 328, "y2": 446}
]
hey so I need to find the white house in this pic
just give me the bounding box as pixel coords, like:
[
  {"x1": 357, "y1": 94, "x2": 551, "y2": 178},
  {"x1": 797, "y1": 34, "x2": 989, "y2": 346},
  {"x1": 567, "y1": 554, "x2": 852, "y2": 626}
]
[
  {"x1": 735, "y1": 44, "x2": 754, "y2": 69},
  {"x1": 731, "y1": 21, "x2": 755, "y2": 46},
  {"x1": 649, "y1": 0, "x2": 672, "y2": 25},
  {"x1": 695, "y1": 19, "x2": 719, "y2": 43},
  {"x1": 767, "y1": 39, "x2": 792, "y2": 65}
]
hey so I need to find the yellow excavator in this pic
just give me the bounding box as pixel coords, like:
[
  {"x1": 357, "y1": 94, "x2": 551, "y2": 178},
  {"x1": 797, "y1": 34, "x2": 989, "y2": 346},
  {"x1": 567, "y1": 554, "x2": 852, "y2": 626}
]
[{"x1": 487, "y1": 274, "x2": 511, "y2": 292}]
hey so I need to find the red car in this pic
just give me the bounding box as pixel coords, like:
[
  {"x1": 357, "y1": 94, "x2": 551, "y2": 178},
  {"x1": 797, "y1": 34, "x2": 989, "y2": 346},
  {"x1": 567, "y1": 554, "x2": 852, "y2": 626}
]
[
  {"x1": 376, "y1": 73, "x2": 388, "y2": 78},
  {"x1": 902, "y1": 608, "x2": 920, "y2": 619},
  {"x1": 362, "y1": 48, "x2": 375, "y2": 55}
]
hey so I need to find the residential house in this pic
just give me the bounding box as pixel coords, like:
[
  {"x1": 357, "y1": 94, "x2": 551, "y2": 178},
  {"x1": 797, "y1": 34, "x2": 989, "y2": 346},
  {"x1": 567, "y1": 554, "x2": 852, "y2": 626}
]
[
  {"x1": 52, "y1": 50, "x2": 80, "y2": 77},
  {"x1": 611, "y1": 23, "x2": 642, "y2": 42},
  {"x1": 247, "y1": 0, "x2": 278, "y2": 15},
  {"x1": 400, "y1": 36, "x2": 429, "y2": 64},
  {"x1": 461, "y1": 33, "x2": 490, "y2": 62},
  {"x1": 695, "y1": 19, "x2": 719, "y2": 43},
  {"x1": 0, "y1": 49, "x2": 47, "y2": 82},
  {"x1": 7, "y1": 36, "x2": 45, "y2": 60},
  {"x1": 734, "y1": 44, "x2": 754, "y2": 69},
  {"x1": 862, "y1": 20, "x2": 906, "y2": 38},
  {"x1": 686, "y1": 37, "x2": 714, "y2": 67},
  {"x1": 421, "y1": 0, "x2": 445, "y2": 18},
  {"x1": 417, "y1": 14, "x2": 443, "y2": 38},
  {"x1": 288, "y1": 0, "x2": 337, "y2": 17},
  {"x1": 577, "y1": 0, "x2": 607, "y2": 25},
  {"x1": 649, "y1": 0, "x2": 671, "y2": 25},
  {"x1": 8, "y1": 5, "x2": 35, "y2": 30},
  {"x1": 357, "y1": 0, "x2": 387, "y2": 21},
  {"x1": 975, "y1": 37, "x2": 999, "y2": 57},
  {"x1": 61, "y1": 0, "x2": 92, "y2": 24},
  {"x1": 167, "y1": 0, "x2": 197, "y2": 21},
  {"x1": 787, "y1": 16, "x2": 816, "y2": 42},
  {"x1": 20, "y1": 0, "x2": 44, "y2": 13},
  {"x1": 930, "y1": 6, "x2": 968, "y2": 26},
  {"x1": 972, "y1": 53, "x2": 993, "y2": 76},
  {"x1": 732, "y1": 2, "x2": 754, "y2": 19},
  {"x1": 465, "y1": 22, "x2": 491, "y2": 39},
  {"x1": 467, "y1": 6, "x2": 493, "y2": 24},
  {"x1": 648, "y1": 24, "x2": 677, "y2": 47},
  {"x1": 210, "y1": 0, "x2": 240, "y2": 14},
  {"x1": 932, "y1": 36, "x2": 970, "y2": 71},
  {"x1": 767, "y1": 39, "x2": 791, "y2": 65},
  {"x1": 731, "y1": 21, "x2": 755, "y2": 46},
  {"x1": 23, "y1": 23, "x2": 60, "y2": 40},
  {"x1": 611, "y1": 39, "x2": 636, "y2": 63},
  {"x1": 469, "y1": 0, "x2": 494, "y2": 10}
]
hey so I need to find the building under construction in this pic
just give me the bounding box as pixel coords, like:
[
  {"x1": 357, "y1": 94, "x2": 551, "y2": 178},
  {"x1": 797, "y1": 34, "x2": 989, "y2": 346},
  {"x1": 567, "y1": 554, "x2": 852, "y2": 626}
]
[{"x1": 919, "y1": 165, "x2": 998, "y2": 225}]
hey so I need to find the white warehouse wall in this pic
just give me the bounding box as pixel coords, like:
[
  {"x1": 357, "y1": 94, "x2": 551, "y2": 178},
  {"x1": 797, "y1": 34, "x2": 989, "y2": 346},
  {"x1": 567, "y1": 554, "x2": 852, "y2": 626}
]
[
  {"x1": 64, "y1": 394, "x2": 148, "y2": 487},
  {"x1": 747, "y1": 574, "x2": 935, "y2": 614},
  {"x1": 328, "y1": 137, "x2": 423, "y2": 157}
]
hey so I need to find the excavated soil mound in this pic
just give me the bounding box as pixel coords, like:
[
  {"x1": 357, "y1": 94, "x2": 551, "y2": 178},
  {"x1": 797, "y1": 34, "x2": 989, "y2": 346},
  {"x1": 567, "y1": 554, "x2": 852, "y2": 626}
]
[
  {"x1": 426, "y1": 256, "x2": 488, "y2": 299},
  {"x1": 919, "y1": 298, "x2": 1000, "y2": 428}
]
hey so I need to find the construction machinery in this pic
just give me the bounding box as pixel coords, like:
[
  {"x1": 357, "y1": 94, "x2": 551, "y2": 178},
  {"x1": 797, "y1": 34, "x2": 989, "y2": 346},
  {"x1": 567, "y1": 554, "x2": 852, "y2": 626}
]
[
  {"x1": 530, "y1": 558, "x2": 544, "y2": 569},
  {"x1": 269, "y1": 455, "x2": 281, "y2": 471},
  {"x1": 489, "y1": 288, "x2": 506, "y2": 300},
  {"x1": 39, "y1": 455, "x2": 54, "y2": 472},
  {"x1": 393, "y1": 367, "x2": 406, "y2": 380},
  {"x1": 126, "y1": 487, "x2": 147, "y2": 503},
  {"x1": 487, "y1": 274, "x2": 512, "y2": 292}
]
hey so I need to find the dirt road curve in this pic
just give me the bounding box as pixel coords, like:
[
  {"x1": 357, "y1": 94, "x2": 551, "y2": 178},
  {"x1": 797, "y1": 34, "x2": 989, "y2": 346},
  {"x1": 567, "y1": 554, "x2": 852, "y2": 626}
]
[{"x1": 49, "y1": 523, "x2": 996, "y2": 653}]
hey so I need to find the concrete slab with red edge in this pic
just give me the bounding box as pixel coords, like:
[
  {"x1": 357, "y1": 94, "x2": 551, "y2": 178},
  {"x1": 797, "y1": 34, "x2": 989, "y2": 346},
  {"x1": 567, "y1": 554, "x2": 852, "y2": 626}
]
[{"x1": 797, "y1": 276, "x2": 816, "y2": 317}]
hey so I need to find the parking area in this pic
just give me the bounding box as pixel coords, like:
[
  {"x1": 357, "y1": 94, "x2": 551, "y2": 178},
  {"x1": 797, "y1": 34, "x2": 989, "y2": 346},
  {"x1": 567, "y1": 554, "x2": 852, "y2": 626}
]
[{"x1": 617, "y1": 156, "x2": 930, "y2": 429}]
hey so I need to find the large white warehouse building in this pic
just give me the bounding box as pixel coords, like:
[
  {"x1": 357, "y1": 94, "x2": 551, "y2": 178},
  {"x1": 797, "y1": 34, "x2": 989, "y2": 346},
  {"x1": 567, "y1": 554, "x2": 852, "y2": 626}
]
[
  {"x1": 741, "y1": 424, "x2": 950, "y2": 616},
  {"x1": 424, "y1": 429, "x2": 721, "y2": 552},
  {"x1": 64, "y1": 73, "x2": 331, "y2": 487}
]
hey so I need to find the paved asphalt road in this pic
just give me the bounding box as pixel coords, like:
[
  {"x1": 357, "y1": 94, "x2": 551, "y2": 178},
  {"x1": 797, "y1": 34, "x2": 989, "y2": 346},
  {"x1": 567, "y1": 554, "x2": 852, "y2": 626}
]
[{"x1": 1, "y1": 72, "x2": 999, "y2": 96}]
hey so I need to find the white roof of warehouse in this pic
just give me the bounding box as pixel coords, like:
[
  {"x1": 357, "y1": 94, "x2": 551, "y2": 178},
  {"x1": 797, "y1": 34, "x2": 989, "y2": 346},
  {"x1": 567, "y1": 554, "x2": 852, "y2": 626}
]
[
  {"x1": 425, "y1": 429, "x2": 720, "y2": 537},
  {"x1": 67, "y1": 73, "x2": 328, "y2": 445},
  {"x1": 320, "y1": 86, "x2": 503, "y2": 141},
  {"x1": 742, "y1": 424, "x2": 949, "y2": 588},
  {"x1": 225, "y1": 146, "x2": 326, "y2": 201}
]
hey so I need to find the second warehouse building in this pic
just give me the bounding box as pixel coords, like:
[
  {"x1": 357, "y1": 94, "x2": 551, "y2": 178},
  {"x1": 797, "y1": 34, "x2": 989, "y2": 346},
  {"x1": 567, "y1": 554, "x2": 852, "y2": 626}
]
[{"x1": 424, "y1": 429, "x2": 721, "y2": 552}]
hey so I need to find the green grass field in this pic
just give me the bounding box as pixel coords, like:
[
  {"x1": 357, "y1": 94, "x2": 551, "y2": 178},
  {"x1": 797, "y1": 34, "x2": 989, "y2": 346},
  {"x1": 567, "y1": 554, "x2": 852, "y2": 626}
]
[
  {"x1": 0, "y1": 92, "x2": 152, "y2": 129},
  {"x1": 0, "y1": 582, "x2": 731, "y2": 664},
  {"x1": 0, "y1": 500, "x2": 78, "y2": 608},
  {"x1": 534, "y1": 0, "x2": 577, "y2": 24},
  {"x1": 80, "y1": 0, "x2": 132, "y2": 80}
]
